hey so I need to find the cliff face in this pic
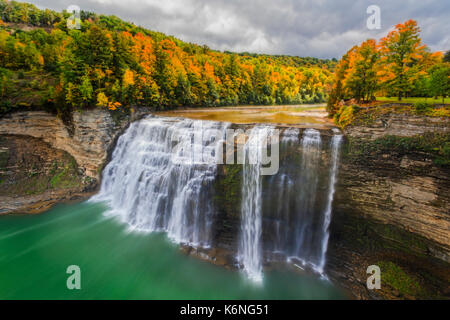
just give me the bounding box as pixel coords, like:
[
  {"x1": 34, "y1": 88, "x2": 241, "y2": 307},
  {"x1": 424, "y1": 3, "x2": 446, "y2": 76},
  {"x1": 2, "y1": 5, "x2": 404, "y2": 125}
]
[
  {"x1": 328, "y1": 113, "x2": 450, "y2": 299},
  {"x1": 0, "y1": 134, "x2": 93, "y2": 214},
  {"x1": 0, "y1": 108, "x2": 149, "y2": 214},
  {"x1": 0, "y1": 110, "x2": 124, "y2": 179},
  {"x1": 344, "y1": 113, "x2": 449, "y2": 139}
]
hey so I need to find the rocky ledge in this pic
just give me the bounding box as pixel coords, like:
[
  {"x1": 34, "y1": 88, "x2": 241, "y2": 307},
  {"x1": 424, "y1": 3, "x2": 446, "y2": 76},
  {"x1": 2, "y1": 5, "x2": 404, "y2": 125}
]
[{"x1": 0, "y1": 108, "x2": 150, "y2": 214}]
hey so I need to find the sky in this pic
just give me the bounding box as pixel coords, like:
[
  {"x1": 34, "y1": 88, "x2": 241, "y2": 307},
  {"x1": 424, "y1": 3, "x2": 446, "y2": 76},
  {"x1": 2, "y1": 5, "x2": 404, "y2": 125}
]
[{"x1": 26, "y1": 0, "x2": 450, "y2": 59}]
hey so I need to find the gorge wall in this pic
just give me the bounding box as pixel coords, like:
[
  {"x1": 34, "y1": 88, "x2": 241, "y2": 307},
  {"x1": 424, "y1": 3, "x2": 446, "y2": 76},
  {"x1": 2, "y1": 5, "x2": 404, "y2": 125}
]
[
  {"x1": 327, "y1": 113, "x2": 450, "y2": 299},
  {"x1": 0, "y1": 108, "x2": 149, "y2": 214},
  {"x1": 0, "y1": 109, "x2": 129, "y2": 178}
]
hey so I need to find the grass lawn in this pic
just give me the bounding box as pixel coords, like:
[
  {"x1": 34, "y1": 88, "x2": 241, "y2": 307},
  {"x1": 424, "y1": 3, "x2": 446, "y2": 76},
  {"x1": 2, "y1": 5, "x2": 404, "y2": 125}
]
[{"x1": 377, "y1": 97, "x2": 450, "y2": 104}]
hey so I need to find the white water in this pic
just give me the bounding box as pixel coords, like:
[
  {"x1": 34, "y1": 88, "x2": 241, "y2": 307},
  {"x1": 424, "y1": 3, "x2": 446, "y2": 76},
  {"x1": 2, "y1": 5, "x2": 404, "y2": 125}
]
[
  {"x1": 317, "y1": 133, "x2": 343, "y2": 274},
  {"x1": 92, "y1": 116, "x2": 343, "y2": 282},
  {"x1": 92, "y1": 116, "x2": 229, "y2": 248},
  {"x1": 263, "y1": 128, "x2": 343, "y2": 276},
  {"x1": 239, "y1": 126, "x2": 276, "y2": 283},
  {"x1": 293, "y1": 129, "x2": 322, "y2": 260}
]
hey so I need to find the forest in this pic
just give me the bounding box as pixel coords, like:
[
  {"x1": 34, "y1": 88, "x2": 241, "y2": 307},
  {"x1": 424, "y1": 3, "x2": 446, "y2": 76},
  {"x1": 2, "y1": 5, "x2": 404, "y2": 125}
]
[{"x1": 0, "y1": 0, "x2": 336, "y2": 116}]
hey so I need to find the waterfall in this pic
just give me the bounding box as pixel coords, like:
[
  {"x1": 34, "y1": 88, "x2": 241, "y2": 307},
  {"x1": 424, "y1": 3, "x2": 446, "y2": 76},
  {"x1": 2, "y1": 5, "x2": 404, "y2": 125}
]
[
  {"x1": 292, "y1": 129, "x2": 322, "y2": 263},
  {"x1": 317, "y1": 132, "x2": 343, "y2": 274},
  {"x1": 262, "y1": 128, "x2": 342, "y2": 275},
  {"x1": 239, "y1": 126, "x2": 276, "y2": 283},
  {"x1": 92, "y1": 115, "x2": 343, "y2": 282},
  {"x1": 91, "y1": 116, "x2": 229, "y2": 248}
]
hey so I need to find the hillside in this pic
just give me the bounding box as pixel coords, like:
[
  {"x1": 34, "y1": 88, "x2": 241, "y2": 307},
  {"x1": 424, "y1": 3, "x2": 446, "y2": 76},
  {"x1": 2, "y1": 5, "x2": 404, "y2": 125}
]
[{"x1": 0, "y1": 0, "x2": 336, "y2": 116}]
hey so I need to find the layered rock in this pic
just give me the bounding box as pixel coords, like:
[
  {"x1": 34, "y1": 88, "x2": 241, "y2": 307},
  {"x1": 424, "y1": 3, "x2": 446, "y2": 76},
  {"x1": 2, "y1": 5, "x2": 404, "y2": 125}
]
[
  {"x1": 0, "y1": 109, "x2": 123, "y2": 178},
  {"x1": 0, "y1": 134, "x2": 95, "y2": 214},
  {"x1": 327, "y1": 113, "x2": 450, "y2": 299},
  {"x1": 345, "y1": 113, "x2": 450, "y2": 139},
  {"x1": 0, "y1": 108, "x2": 150, "y2": 214}
]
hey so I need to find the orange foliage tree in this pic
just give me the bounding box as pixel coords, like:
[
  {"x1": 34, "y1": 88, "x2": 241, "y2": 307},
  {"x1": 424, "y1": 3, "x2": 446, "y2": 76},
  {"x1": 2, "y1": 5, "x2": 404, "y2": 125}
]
[
  {"x1": 327, "y1": 19, "x2": 445, "y2": 116},
  {"x1": 378, "y1": 20, "x2": 427, "y2": 100}
]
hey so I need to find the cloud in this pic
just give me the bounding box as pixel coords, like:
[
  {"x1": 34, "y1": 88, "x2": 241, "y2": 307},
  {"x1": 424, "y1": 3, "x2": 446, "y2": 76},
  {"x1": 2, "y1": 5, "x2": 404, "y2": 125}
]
[{"x1": 27, "y1": 0, "x2": 450, "y2": 59}]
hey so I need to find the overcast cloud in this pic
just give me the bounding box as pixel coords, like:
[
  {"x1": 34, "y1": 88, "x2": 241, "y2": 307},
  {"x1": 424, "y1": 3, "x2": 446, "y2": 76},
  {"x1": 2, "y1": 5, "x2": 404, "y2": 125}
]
[{"x1": 26, "y1": 0, "x2": 450, "y2": 59}]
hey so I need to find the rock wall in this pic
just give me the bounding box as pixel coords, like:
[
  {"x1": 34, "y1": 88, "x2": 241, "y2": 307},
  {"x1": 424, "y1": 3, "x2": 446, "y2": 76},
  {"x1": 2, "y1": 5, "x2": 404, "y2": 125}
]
[
  {"x1": 345, "y1": 113, "x2": 449, "y2": 139},
  {"x1": 0, "y1": 109, "x2": 125, "y2": 179},
  {"x1": 0, "y1": 108, "x2": 150, "y2": 214},
  {"x1": 0, "y1": 109, "x2": 148, "y2": 179},
  {"x1": 0, "y1": 134, "x2": 95, "y2": 214},
  {"x1": 334, "y1": 157, "x2": 449, "y2": 261},
  {"x1": 327, "y1": 113, "x2": 450, "y2": 299}
]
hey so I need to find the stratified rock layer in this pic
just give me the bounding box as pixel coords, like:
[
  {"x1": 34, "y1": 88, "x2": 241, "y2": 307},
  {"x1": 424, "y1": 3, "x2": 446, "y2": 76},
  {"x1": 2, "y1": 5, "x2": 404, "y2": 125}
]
[
  {"x1": 0, "y1": 110, "x2": 123, "y2": 178},
  {"x1": 345, "y1": 113, "x2": 449, "y2": 139},
  {"x1": 328, "y1": 113, "x2": 450, "y2": 299},
  {"x1": 0, "y1": 108, "x2": 149, "y2": 214}
]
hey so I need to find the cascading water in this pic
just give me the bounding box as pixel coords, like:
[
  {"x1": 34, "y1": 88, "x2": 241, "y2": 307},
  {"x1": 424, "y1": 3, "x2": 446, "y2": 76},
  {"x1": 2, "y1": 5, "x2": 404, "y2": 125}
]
[
  {"x1": 92, "y1": 115, "x2": 342, "y2": 282},
  {"x1": 91, "y1": 116, "x2": 229, "y2": 248},
  {"x1": 262, "y1": 128, "x2": 343, "y2": 275},
  {"x1": 239, "y1": 126, "x2": 276, "y2": 283},
  {"x1": 317, "y1": 131, "x2": 343, "y2": 274},
  {"x1": 292, "y1": 129, "x2": 323, "y2": 264}
]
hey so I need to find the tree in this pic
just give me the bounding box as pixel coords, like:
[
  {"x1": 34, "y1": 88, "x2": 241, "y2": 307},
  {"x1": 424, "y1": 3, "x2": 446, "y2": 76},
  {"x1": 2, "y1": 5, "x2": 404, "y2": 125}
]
[
  {"x1": 326, "y1": 49, "x2": 352, "y2": 116},
  {"x1": 96, "y1": 92, "x2": 109, "y2": 107},
  {"x1": 379, "y1": 20, "x2": 427, "y2": 100},
  {"x1": 444, "y1": 51, "x2": 450, "y2": 63},
  {"x1": 345, "y1": 39, "x2": 379, "y2": 102},
  {"x1": 428, "y1": 63, "x2": 450, "y2": 103},
  {"x1": 0, "y1": 0, "x2": 335, "y2": 113},
  {"x1": 79, "y1": 74, "x2": 93, "y2": 103}
]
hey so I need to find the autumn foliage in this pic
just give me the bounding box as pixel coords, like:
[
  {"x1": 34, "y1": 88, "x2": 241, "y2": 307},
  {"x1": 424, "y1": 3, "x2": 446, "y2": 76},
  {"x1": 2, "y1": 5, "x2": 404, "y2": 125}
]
[
  {"x1": 327, "y1": 19, "x2": 450, "y2": 116},
  {"x1": 0, "y1": 0, "x2": 336, "y2": 115}
]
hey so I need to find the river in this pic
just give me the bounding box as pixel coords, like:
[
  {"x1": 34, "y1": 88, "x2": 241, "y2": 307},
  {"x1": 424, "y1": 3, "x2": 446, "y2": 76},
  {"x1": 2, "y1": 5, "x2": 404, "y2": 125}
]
[{"x1": 0, "y1": 202, "x2": 343, "y2": 299}]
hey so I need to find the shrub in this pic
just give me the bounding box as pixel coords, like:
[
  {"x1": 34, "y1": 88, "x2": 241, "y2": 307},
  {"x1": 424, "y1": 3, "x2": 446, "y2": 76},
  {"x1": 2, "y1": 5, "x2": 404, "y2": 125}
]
[
  {"x1": 377, "y1": 261, "x2": 425, "y2": 297},
  {"x1": 413, "y1": 102, "x2": 432, "y2": 115},
  {"x1": 0, "y1": 100, "x2": 12, "y2": 113},
  {"x1": 335, "y1": 104, "x2": 361, "y2": 128}
]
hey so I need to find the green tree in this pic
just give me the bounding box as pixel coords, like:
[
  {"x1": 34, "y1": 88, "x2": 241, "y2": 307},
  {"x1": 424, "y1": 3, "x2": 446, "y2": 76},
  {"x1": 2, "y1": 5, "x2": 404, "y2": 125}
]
[
  {"x1": 345, "y1": 39, "x2": 379, "y2": 102},
  {"x1": 79, "y1": 74, "x2": 93, "y2": 104},
  {"x1": 379, "y1": 20, "x2": 427, "y2": 100},
  {"x1": 428, "y1": 63, "x2": 450, "y2": 103},
  {"x1": 443, "y1": 51, "x2": 450, "y2": 63}
]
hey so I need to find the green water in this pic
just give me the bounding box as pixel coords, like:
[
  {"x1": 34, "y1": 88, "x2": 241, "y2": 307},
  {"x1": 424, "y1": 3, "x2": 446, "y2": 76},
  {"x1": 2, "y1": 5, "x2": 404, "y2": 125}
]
[{"x1": 0, "y1": 202, "x2": 344, "y2": 299}]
